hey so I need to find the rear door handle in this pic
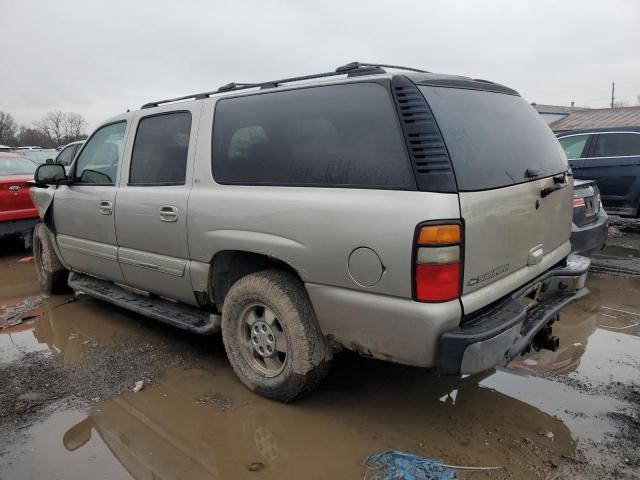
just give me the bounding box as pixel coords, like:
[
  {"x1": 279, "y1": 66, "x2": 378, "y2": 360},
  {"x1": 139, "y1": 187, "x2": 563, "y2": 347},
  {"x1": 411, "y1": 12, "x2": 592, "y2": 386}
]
[
  {"x1": 98, "y1": 200, "x2": 113, "y2": 215},
  {"x1": 159, "y1": 205, "x2": 178, "y2": 222},
  {"x1": 541, "y1": 183, "x2": 567, "y2": 198}
]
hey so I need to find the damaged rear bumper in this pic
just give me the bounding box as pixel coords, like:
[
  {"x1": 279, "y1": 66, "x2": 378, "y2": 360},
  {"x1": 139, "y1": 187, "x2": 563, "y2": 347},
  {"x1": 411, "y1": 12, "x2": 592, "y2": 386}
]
[{"x1": 437, "y1": 255, "x2": 590, "y2": 376}]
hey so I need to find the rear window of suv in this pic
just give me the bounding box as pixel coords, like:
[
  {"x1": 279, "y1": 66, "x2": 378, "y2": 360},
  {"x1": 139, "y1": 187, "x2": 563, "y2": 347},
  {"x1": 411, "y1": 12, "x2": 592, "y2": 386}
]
[
  {"x1": 211, "y1": 83, "x2": 414, "y2": 189},
  {"x1": 418, "y1": 86, "x2": 567, "y2": 191}
]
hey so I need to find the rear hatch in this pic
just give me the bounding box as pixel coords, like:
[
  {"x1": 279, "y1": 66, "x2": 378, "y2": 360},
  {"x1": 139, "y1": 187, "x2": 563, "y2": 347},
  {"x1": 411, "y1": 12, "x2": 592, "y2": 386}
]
[
  {"x1": 418, "y1": 85, "x2": 571, "y2": 314},
  {"x1": 572, "y1": 179, "x2": 601, "y2": 227}
]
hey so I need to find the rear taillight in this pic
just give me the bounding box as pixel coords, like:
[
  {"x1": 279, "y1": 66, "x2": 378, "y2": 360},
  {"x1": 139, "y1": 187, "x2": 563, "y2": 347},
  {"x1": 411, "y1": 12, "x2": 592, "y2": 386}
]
[
  {"x1": 414, "y1": 223, "x2": 463, "y2": 302},
  {"x1": 572, "y1": 197, "x2": 585, "y2": 208}
]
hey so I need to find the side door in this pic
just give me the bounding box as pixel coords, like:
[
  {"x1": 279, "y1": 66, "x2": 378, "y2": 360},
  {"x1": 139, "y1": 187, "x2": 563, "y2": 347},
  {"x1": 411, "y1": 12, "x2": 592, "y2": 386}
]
[
  {"x1": 53, "y1": 120, "x2": 129, "y2": 282},
  {"x1": 114, "y1": 106, "x2": 201, "y2": 305},
  {"x1": 584, "y1": 132, "x2": 640, "y2": 212}
]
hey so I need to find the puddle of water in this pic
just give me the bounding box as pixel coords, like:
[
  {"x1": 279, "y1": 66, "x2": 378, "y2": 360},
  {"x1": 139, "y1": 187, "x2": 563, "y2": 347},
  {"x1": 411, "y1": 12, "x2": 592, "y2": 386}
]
[
  {"x1": 0, "y1": 408, "x2": 132, "y2": 480},
  {"x1": 0, "y1": 243, "x2": 41, "y2": 302},
  {"x1": 2, "y1": 244, "x2": 640, "y2": 479},
  {"x1": 0, "y1": 364, "x2": 581, "y2": 480}
]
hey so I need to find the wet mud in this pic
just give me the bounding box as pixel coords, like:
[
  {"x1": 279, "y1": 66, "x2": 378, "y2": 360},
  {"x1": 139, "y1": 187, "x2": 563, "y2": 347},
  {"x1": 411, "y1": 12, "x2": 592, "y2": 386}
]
[{"x1": 1, "y1": 235, "x2": 639, "y2": 479}]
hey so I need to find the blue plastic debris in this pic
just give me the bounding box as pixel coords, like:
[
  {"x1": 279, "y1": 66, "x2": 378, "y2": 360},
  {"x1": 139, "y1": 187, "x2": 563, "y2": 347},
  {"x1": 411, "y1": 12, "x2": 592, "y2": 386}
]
[{"x1": 363, "y1": 450, "x2": 456, "y2": 480}]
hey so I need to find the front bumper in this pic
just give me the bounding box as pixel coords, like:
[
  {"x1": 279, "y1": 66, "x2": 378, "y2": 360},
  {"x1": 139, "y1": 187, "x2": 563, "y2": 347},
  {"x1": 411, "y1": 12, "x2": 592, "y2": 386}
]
[
  {"x1": 570, "y1": 209, "x2": 609, "y2": 255},
  {"x1": 437, "y1": 255, "x2": 590, "y2": 376},
  {"x1": 0, "y1": 217, "x2": 38, "y2": 238}
]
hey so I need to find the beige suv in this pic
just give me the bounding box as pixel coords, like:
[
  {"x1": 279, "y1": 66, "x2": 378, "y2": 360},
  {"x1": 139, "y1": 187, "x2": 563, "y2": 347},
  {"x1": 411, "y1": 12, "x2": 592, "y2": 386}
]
[{"x1": 30, "y1": 62, "x2": 589, "y2": 401}]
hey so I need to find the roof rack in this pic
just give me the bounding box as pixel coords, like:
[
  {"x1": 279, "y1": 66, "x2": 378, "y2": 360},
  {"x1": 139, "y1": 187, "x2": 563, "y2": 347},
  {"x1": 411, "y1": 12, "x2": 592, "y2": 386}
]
[{"x1": 141, "y1": 62, "x2": 429, "y2": 109}]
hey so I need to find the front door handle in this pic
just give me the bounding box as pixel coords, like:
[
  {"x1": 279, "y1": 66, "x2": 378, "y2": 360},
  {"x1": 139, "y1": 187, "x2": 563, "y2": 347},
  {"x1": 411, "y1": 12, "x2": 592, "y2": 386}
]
[
  {"x1": 98, "y1": 200, "x2": 113, "y2": 215},
  {"x1": 159, "y1": 205, "x2": 178, "y2": 222}
]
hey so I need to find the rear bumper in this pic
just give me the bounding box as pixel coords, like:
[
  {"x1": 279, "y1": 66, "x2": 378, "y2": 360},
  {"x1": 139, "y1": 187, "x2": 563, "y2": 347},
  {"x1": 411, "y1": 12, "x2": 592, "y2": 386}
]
[
  {"x1": 437, "y1": 255, "x2": 590, "y2": 376},
  {"x1": 570, "y1": 210, "x2": 609, "y2": 255}
]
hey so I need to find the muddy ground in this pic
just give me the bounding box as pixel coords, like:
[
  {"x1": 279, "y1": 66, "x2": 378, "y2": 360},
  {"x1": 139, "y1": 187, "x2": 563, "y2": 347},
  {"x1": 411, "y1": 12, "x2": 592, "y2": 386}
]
[{"x1": 1, "y1": 224, "x2": 639, "y2": 480}]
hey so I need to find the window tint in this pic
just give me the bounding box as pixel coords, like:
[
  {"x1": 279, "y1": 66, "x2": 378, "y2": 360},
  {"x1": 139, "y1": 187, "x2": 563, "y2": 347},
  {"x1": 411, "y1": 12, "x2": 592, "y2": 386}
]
[
  {"x1": 592, "y1": 133, "x2": 640, "y2": 158},
  {"x1": 212, "y1": 83, "x2": 413, "y2": 188},
  {"x1": 418, "y1": 86, "x2": 567, "y2": 191},
  {"x1": 129, "y1": 112, "x2": 191, "y2": 185},
  {"x1": 75, "y1": 122, "x2": 126, "y2": 185},
  {"x1": 558, "y1": 135, "x2": 590, "y2": 160},
  {"x1": 56, "y1": 145, "x2": 76, "y2": 166}
]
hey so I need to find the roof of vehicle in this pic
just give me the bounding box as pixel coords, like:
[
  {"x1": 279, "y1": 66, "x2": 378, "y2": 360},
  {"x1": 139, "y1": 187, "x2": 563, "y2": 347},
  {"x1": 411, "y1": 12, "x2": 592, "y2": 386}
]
[
  {"x1": 136, "y1": 62, "x2": 520, "y2": 111},
  {"x1": 0, "y1": 151, "x2": 26, "y2": 158},
  {"x1": 551, "y1": 106, "x2": 640, "y2": 133},
  {"x1": 556, "y1": 125, "x2": 640, "y2": 137}
]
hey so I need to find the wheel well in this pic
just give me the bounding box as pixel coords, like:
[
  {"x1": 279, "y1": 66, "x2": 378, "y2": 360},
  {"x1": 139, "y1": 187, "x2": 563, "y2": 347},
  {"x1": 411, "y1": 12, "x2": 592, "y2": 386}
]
[{"x1": 211, "y1": 251, "x2": 302, "y2": 309}]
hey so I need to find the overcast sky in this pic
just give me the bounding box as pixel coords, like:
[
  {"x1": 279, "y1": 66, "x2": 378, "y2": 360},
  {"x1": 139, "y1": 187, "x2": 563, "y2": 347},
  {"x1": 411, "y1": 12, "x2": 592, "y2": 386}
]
[{"x1": 1, "y1": 0, "x2": 639, "y2": 132}]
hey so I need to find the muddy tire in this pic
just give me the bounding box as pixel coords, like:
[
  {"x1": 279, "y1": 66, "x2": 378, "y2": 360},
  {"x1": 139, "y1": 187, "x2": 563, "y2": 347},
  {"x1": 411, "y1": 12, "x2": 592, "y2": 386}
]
[
  {"x1": 33, "y1": 223, "x2": 69, "y2": 295},
  {"x1": 221, "y1": 269, "x2": 332, "y2": 402}
]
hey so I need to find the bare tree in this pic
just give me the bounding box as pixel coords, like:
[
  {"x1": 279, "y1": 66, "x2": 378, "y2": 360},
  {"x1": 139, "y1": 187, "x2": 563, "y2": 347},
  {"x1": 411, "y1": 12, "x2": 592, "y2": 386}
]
[
  {"x1": 0, "y1": 111, "x2": 18, "y2": 145},
  {"x1": 34, "y1": 110, "x2": 66, "y2": 145},
  {"x1": 63, "y1": 112, "x2": 87, "y2": 140},
  {"x1": 613, "y1": 99, "x2": 629, "y2": 108},
  {"x1": 16, "y1": 126, "x2": 51, "y2": 148},
  {"x1": 34, "y1": 111, "x2": 88, "y2": 146}
]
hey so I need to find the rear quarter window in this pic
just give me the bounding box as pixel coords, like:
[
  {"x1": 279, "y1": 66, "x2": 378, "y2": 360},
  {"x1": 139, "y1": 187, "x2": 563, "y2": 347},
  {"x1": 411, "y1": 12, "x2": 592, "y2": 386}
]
[
  {"x1": 418, "y1": 86, "x2": 567, "y2": 191},
  {"x1": 211, "y1": 83, "x2": 414, "y2": 189}
]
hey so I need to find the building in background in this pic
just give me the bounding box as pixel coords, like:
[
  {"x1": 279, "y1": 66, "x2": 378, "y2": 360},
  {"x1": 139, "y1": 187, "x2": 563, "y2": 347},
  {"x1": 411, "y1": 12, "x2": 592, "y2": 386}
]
[
  {"x1": 550, "y1": 106, "x2": 640, "y2": 133},
  {"x1": 532, "y1": 103, "x2": 583, "y2": 125}
]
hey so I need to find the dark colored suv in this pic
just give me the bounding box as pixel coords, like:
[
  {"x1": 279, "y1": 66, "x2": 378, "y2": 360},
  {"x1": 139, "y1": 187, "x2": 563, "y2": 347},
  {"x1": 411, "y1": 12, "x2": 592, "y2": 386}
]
[{"x1": 558, "y1": 127, "x2": 640, "y2": 216}]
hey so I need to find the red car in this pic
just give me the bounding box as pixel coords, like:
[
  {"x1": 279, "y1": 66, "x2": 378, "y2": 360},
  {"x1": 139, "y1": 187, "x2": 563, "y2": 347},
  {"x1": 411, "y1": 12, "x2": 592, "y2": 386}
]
[{"x1": 0, "y1": 152, "x2": 39, "y2": 246}]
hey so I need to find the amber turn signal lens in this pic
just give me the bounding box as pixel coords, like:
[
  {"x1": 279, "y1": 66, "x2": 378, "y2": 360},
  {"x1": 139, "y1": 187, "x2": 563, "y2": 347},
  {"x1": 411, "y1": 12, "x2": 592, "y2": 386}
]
[{"x1": 417, "y1": 224, "x2": 461, "y2": 245}]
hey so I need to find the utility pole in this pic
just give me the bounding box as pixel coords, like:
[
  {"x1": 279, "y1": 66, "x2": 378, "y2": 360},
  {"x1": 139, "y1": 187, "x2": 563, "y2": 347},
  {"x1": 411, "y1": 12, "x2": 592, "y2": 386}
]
[{"x1": 611, "y1": 81, "x2": 615, "y2": 108}]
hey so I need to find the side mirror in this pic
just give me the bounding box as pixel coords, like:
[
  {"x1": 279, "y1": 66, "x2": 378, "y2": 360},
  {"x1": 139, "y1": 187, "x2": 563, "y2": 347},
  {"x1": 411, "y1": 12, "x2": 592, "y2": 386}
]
[
  {"x1": 35, "y1": 163, "x2": 67, "y2": 185},
  {"x1": 45, "y1": 158, "x2": 54, "y2": 164}
]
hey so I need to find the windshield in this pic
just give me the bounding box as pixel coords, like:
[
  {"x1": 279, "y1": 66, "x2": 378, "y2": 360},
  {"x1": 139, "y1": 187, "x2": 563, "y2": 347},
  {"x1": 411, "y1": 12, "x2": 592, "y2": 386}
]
[
  {"x1": 418, "y1": 86, "x2": 567, "y2": 191},
  {"x1": 19, "y1": 150, "x2": 58, "y2": 163},
  {"x1": 0, "y1": 156, "x2": 37, "y2": 175}
]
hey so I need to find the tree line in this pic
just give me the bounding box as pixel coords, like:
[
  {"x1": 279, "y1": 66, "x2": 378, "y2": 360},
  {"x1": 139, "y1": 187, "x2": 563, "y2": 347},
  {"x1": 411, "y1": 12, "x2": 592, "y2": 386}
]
[{"x1": 0, "y1": 110, "x2": 88, "y2": 148}]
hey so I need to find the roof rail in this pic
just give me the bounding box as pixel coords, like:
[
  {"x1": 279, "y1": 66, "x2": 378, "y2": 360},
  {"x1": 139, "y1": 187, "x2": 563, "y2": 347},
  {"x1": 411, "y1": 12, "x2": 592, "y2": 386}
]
[
  {"x1": 140, "y1": 62, "x2": 428, "y2": 109},
  {"x1": 337, "y1": 62, "x2": 429, "y2": 74}
]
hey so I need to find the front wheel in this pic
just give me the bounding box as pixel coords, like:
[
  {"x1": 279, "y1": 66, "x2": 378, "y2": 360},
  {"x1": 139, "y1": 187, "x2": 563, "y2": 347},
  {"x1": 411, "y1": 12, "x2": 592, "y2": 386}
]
[
  {"x1": 33, "y1": 223, "x2": 69, "y2": 295},
  {"x1": 221, "y1": 270, "x2": 332, "y2": 402}
]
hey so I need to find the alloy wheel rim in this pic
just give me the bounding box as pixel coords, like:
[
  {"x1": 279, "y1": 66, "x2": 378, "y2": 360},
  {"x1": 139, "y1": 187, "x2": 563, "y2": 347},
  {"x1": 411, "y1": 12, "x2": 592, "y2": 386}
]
[{"x1": 238, "y1": 303, "x2": 288, "y2": 377}]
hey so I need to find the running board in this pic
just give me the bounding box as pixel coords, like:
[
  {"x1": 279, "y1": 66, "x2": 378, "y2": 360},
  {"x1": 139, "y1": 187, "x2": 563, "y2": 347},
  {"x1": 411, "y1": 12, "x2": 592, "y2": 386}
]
[{"x1": 68, "y1": 272, "x2": 220, "y2": 335}]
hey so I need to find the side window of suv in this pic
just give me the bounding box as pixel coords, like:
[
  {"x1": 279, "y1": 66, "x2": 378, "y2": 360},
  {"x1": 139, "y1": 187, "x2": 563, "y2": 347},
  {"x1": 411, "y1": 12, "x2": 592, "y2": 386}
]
[
  {"x1": 558, "y1": 134, "x2": 590, "y2": 160},
  {"x1": 129, "y1": 112, "x2": 192, "y2": 186},
  {"x1": 75, "y1": 122, "x2": 126, "y2": 185},
  {"x1": 56, "y1": 144, "x2": 76, "y2": 166},
  {"x1": 211, "y1": 83, "x2": 414, "y2": 188},
  {"x1": 592, "y1": 132, "x2": 640, "y2": 158}
]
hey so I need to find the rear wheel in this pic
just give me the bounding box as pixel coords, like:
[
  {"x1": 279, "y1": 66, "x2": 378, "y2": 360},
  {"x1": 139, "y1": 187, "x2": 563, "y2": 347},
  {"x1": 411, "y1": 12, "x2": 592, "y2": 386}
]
[
  {"x1": 33, "y1": 223, "x2": 69, "y2": 294},
  {"x1": 221, "y1": 269, "x2": 332, "y2": 402}
]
